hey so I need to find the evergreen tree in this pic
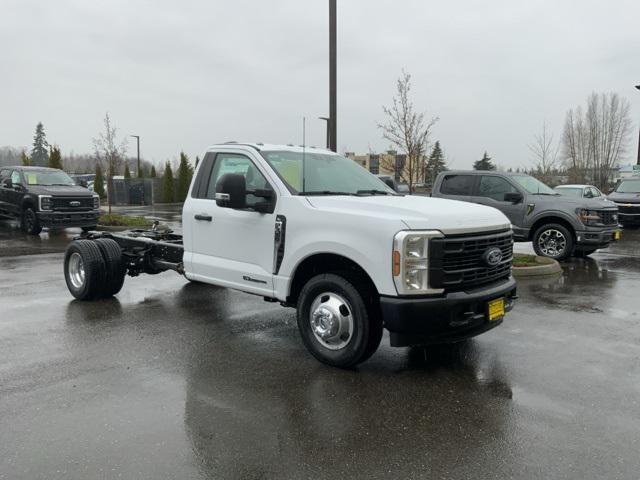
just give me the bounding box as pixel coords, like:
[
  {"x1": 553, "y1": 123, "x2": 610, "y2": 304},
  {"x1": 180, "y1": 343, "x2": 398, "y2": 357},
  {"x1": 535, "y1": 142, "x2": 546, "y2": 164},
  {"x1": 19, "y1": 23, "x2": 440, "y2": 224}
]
[
  {"x1": 20, "y1": 150, "x2": 31, "y2": 166},
  {"x1": 94, "y1": 163, "x2": 105, "y2": 197},
  {"x1": 162, "y1": 161, "x2": 174, "y2": 203},
  {"x1": 195, "y1": 155, "x2": 200, "y2": 168},
  {"x1": 31, "y1": 122, "x2": 49, "y2": 166},
  {"x1": 48, "y1": 145, "x2": 63, "y2": 170},
  {"x1": 473, "y1": 151, "x2": 496, "y2": 171},
  {"x1": 150, "y1": 165, "x2": 157, "y2": 178},
  {"x1": 176, "y1": 151, "x2": 194, "y2": 202},
  {"x1": 425, "y1": 141, "x2": 447, "y2": 187},
  {"x1": 123, "y1": 162, "x2": 131, "y2": 179}
]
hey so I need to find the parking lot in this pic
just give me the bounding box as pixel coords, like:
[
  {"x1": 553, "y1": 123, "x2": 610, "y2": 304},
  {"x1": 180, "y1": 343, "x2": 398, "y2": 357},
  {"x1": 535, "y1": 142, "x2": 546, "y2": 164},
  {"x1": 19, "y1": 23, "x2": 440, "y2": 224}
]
[{"x1": 1, "y1": 210, "x2": 639, "y2": 479}]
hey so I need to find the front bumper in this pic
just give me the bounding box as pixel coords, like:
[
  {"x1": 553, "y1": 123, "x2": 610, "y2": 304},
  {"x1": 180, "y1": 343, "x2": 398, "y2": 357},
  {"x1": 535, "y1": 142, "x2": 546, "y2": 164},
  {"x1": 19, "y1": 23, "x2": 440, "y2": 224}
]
[
  {"x1": 37, "y1": 210, "x2": 100, "y2": 228},
  {"x1": 380, "y1": 277, "x2": 517, "y2": 347},
  {"x1": 619, "y1": 212, "x2": 640, "y2": 225},
  {"x1": 575, "y1": 226, "x2": 621, "y2": 249}
]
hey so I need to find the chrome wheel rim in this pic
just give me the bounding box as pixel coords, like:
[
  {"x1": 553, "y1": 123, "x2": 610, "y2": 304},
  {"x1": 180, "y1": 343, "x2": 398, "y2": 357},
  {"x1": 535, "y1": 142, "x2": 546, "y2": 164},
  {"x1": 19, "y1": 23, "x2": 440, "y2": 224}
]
[
  {"x1": 309, "y1": 292, "x2": 354, "y2": 350},
  {"x1": 538, "y1": 229, "x2": 567, "y2": 257},
  {"x1": 68, "y1": 252, "x2": 86, "y2": 289}
]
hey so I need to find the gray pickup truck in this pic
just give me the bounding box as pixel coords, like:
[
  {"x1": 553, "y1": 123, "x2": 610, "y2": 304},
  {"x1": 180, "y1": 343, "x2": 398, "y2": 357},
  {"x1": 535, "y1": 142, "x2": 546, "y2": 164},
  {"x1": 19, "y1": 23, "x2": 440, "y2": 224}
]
[{"x1": 432, "y1": 171, "x2": 621, "y2": 260}]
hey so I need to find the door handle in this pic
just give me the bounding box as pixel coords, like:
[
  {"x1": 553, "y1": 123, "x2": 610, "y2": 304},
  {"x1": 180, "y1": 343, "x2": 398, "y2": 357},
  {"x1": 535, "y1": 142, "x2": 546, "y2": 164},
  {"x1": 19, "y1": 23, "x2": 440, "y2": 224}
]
[{"x1": 194, "y1": 214, "x2": 212, "y2": 221}]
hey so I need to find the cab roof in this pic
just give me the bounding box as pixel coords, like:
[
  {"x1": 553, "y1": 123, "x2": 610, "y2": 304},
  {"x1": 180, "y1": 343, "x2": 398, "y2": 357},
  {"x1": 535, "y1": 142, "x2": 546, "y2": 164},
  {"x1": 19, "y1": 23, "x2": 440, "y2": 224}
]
[{"x1": 205, "y1": 142, "x2": 335, "y2": 154}]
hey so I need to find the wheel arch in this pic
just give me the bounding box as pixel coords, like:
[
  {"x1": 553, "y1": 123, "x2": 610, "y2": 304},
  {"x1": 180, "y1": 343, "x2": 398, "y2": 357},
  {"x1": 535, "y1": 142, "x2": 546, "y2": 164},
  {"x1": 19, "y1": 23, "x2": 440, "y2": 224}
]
[
  {"x1": 21, "y1": 195, "x2": 37, "y2": 211},
  {"x1": 286, "y1": 252, "x2": 379, "y2": 305},
  {"x1": 528, "y1": 215, "x2": 576, "y2": 241}
]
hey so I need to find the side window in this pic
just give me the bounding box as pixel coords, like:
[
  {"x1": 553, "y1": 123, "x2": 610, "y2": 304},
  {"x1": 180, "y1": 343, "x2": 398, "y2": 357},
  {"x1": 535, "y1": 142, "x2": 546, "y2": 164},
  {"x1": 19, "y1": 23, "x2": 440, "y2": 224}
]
[
  {"x1": 11, "y1": 171, "x2": 21, "y2": 185},
  {"x1": 0, "y1": 169, "x2": 7, "y2": 183},
  {"x1": 440, "y1": 175, "x2": 475, "y2": 196},
  {"x1": 588, "y1": 187, "x2": 601, "y2": 197},
  {"x1": 477, "y1": 176, "x2": 517, "y2": 201},
  {"x1": 205, "y1": 154, "x2": 270, "y2": 207}
]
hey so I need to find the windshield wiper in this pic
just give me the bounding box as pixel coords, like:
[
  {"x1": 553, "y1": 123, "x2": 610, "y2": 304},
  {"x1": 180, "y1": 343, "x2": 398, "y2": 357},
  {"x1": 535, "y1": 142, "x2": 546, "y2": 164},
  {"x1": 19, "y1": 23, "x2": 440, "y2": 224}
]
[
  {"x1": 298, "y1": 191, "x2": 354, "y2": 196},
  {"x1": 356, "y1": 189, "x2": 394, "y2": 196}
]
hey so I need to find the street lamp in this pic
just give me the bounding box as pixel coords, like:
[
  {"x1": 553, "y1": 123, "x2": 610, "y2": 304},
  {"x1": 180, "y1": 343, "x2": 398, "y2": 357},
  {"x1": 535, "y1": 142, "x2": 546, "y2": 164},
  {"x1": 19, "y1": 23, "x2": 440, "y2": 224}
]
[
  {"x1": 318, "y1": 116, "x2": 330, "y2": 149},
  {"x1": 635, "y1": 85, "x2": 640, "y2": 166},
  {"x1": 129, "y1": 135, "x2": 140, "y2": 177}
]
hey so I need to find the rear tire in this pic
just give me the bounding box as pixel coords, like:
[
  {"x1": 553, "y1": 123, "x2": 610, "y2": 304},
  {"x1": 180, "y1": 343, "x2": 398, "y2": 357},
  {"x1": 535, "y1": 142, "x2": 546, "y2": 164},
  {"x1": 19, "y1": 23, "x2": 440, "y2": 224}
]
[
  {"x1": 296, "y1": 272, "x2": 383, "y2": 368},
  {"x1": 94, "y1": 238, "x2": 126, "y2": 297},
  {"x1": 21, "y1": 207, "x2": 42, "y2": 235},
  {"x1": 64, "y1": 240, "x2": 107, "y2": 300},
  {"x1": 532, "y1": 223, "x2": 574, "y2": 261}
]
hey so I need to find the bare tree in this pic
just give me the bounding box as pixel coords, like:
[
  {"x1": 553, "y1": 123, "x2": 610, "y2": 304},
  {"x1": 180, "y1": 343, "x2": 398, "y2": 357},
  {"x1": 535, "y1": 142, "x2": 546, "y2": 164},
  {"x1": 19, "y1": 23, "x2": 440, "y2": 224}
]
[
  {"x1": 378, "y1": 70, "x2": 438, "y2": 192},
  {"x1": 562, "y1": 93, "x2": 632, "y2": 189},
  {"x1": 93, "y1": 113, "x2": 127, "y2": 214},
  {"x1": 528, "y1": 121, "x2": 559, "y2": 185}
]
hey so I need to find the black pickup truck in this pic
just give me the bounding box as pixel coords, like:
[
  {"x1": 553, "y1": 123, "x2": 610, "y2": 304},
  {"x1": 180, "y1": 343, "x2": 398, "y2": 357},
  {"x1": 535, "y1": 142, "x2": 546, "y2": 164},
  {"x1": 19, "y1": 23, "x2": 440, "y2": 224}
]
[{"x1": 0, "y1": 166, "x2": 100, "y2": 234}]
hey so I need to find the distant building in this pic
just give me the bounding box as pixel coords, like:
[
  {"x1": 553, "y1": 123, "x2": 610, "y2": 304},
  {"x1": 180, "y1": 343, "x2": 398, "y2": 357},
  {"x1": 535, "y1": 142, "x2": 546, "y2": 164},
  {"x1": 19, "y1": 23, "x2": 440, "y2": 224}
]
[
  {"x1": 615, "y1": 164, "x2": 640, "y2": 181},
  {"x1": 346, "y1": 150, "x2": 417, "y2": 182}
]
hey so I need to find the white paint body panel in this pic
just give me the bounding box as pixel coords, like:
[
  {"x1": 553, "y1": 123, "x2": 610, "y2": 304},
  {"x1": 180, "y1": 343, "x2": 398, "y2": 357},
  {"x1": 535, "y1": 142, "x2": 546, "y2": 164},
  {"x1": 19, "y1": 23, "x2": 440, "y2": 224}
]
[{"x1": 182, "y1": 144, "x2": 511, "y2": 300}]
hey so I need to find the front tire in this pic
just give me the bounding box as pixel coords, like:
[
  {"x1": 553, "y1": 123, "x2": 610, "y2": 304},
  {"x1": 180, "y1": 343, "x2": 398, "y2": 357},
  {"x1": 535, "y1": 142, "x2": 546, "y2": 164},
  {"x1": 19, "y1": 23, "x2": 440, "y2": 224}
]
[
  {"x1": 532, "y1": 223, "x2": 574, "y2": 261},
  {"x1": 296, "y1": 273, "x2": 383, "y2": 368},
  {"x1": 21, "y1": 207, "x2": 42, "y2": 235}
]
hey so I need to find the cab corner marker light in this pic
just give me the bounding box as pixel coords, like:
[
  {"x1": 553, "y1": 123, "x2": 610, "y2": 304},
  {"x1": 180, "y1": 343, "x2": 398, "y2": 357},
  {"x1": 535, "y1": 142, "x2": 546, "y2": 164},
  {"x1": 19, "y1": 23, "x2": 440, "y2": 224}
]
[{"x1": 393, "y1": 250, "x2": 401, "y2": 276}]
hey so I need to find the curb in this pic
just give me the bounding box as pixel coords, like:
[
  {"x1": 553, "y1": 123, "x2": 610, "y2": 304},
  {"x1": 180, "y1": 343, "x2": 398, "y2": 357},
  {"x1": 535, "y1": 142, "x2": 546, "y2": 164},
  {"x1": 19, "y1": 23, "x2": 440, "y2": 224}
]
[
  {"x1": 95, "y1": 225, "x2": 131, "y2": 232},
  {"x1": 512, "y1": 255, "x2": 562, "y2": 278}
]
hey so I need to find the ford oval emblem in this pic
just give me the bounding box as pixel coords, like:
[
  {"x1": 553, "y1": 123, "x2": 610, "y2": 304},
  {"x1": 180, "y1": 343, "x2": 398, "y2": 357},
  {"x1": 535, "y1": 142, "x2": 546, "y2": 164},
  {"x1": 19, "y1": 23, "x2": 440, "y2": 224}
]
[
  {"x1": 69, "y1": 201, "x2": 81, "y2": 207},
  {"x1": 483, "y1": 247, "x2": 503, "y2": 267}
]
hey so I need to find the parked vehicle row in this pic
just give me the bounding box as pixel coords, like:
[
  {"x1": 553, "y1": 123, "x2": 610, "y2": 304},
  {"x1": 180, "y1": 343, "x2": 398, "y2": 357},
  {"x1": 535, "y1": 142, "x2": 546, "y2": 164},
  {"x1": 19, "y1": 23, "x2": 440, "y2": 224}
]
[{"x1": 431, "y1": 171, "x2": 621, "y2": 260}]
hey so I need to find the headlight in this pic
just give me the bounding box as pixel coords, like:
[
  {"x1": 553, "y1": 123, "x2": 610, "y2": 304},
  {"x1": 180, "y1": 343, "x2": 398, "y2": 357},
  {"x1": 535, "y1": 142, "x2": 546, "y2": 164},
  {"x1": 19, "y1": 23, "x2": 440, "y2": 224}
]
[
  {"x1": 93, "y1": 195, "x2": 100, "y2": 209},
  {"x1": 392, "y1": 230, "x2": 444, "y2": 295},
  {"x1": 38, "y1": 195, "x2": 52, "y2": 211},
  {"x1": 576, "y1": 208, "x2": 601, "y2": 225}
]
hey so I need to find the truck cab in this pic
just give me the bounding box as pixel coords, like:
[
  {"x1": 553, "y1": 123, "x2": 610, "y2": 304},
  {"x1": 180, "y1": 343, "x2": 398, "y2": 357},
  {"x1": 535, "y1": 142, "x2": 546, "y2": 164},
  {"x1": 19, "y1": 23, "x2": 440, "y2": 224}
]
[{"x1": 64, "y1": 144, "x2": 517, "y2": 367}]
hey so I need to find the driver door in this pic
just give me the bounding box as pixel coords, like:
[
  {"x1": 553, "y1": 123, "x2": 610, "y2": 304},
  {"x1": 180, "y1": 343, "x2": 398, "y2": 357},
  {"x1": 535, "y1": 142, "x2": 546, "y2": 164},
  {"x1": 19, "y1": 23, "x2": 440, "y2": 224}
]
[
  {"x1": 186, "y1": 152, "x2": 278, "y2": 296},
  {"x1": 472, "y1": 175, "x2": 526, "y2": 227}
]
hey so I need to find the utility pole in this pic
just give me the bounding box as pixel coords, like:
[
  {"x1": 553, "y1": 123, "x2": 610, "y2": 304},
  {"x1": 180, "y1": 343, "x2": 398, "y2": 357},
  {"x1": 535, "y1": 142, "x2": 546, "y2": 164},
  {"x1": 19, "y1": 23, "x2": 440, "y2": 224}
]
[
  {"x1": 329, "y1": 0, "x2": 337, "y2": 152},
  {"x1": 130, "y1": 135, "x2": 141, "y2": 176}
]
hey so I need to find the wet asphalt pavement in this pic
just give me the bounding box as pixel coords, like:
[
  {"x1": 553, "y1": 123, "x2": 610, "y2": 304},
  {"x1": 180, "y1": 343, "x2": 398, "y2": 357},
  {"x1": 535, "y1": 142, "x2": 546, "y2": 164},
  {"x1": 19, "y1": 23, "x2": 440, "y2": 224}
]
[{"x1": 1, "y1": 207, "x2": 639, "y2": 479}]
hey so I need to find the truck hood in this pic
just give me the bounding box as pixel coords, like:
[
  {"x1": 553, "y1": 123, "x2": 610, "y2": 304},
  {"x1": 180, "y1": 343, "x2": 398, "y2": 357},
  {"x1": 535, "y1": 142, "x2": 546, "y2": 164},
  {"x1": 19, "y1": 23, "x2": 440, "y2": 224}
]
[
  {"x1": 28, "y1": 184, "x2": 94, "y2": 196},
  {"x1": 607, "y1": 192, "x2": 640, "y2": 204},
  {"x1": 306, "y1": 195, "x2": 510, "y2": 233},
  {"x1": 541, "y1": 195, "x2": 617, "y2": 209}
]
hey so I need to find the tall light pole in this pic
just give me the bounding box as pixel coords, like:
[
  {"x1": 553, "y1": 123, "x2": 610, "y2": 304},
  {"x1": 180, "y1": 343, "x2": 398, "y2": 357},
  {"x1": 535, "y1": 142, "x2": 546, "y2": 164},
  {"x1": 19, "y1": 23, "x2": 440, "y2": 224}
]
[
  {"x1": 318, "y1": 116, "x2": 330, "y2": 149},
  {"x1": 130, "y1": 135, "x2": 140, "y2": 177},
  {"x1": 329, "y1": 0, "x2": 337, "y2": 152},
  {"x1": 635, "y1": 85, "x2": 640, "y2": 166}
]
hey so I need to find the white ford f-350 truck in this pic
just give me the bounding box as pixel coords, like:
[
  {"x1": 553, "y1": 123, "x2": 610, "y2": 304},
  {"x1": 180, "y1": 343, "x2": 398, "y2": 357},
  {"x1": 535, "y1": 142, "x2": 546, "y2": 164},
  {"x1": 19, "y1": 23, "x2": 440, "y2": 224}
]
[{"x1": 63, "y1": 143, "x2": 517, "y2": 367}]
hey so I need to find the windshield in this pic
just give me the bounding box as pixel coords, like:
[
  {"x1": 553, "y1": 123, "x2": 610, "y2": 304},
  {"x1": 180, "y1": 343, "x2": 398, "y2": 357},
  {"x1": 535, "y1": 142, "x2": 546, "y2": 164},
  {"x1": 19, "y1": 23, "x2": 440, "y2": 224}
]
[
  {"x1": 23, "y1": 170, "x2": 75, "y2": 186},
  {"x1": 512, "y1": 175, "x2": 558, "y2": 195},
  {"x1": 554, "y1": 187, "x2": 582, "y2": 198},
  {"x1": 615, "y1": 179, "x2": 640, "y2": 193},
  {"x1": 261, "y1": 151, "x2": 395, "y2": 195}
]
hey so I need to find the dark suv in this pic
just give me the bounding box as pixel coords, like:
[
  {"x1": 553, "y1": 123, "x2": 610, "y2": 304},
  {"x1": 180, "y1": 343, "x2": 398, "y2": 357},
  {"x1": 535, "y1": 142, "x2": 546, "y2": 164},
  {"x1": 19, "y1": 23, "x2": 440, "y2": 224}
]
[
  {"x1": 0, "y1": 166, "x2": 100, "y2": 235},
  {"x1": 608, "y1": 177, "x2": 640, "y2": 226},
  {"x1": 432, "y1": 171, "x2": 621, "y2": 260}
]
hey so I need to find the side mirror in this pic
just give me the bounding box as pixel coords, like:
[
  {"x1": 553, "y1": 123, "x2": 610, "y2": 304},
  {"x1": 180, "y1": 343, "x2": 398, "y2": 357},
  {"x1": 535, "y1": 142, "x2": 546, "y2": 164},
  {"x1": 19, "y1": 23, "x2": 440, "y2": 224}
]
[
  {"x1": 584, "y1": 191, "x2": 593, "y2": 198},
  {"x1": 1, "y1": 178, "x2": 11, "y2": 188},
  {"x1": 215, "y1": 173, "x2": 246, "y2": 209},
  {"x1": 504, "y1": 192, "x2": 523, "y2": 203}
]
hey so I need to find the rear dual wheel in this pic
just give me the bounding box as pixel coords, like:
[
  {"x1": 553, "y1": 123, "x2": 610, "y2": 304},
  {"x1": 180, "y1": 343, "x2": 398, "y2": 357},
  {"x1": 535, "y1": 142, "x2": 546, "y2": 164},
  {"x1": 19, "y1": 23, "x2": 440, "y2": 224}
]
[{"x1": 64, "y1": 238, "x2": 125, "y2": 300}]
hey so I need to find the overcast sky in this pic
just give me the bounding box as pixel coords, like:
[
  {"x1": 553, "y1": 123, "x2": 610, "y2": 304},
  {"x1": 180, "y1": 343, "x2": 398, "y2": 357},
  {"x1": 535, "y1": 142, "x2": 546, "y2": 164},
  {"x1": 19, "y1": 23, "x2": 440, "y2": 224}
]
[{"x1": 1, "y1": 0, "x2": 639, "y2": 169}]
